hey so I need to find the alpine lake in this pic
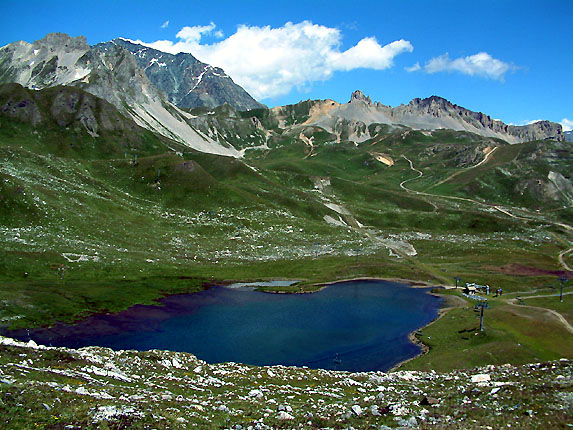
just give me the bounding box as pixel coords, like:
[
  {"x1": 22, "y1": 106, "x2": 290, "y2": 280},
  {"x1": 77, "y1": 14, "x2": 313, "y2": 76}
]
[{"x1": 12, "y1": 280, "x2": 442, "y2": 372}]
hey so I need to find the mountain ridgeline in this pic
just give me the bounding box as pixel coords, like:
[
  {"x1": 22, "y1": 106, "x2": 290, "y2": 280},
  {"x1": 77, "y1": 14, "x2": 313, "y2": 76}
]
[{"x1": 0, "y1": 33, "x2": 566, "y2": 153}]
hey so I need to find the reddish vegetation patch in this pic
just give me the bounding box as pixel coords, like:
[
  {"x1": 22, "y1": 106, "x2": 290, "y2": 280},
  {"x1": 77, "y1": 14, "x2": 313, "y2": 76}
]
[{"x1": 491, "y1": 264, "x2": 572, "y2": 278}]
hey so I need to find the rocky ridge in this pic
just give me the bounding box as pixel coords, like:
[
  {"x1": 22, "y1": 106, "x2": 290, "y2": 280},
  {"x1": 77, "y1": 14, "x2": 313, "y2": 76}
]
[
  {"x1": 301, "y1": 90, "x2": 564, "y2": 144},
  {"x1": 0, "y1": 336, "x2": 571, "y2": 429}
]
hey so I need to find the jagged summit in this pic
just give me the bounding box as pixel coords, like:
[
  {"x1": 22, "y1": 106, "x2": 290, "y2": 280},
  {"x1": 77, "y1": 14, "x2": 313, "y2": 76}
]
[
  {"x1": 338, "y1": 91, "x2": 563, "y2": 143},
  {"x1": 350, "y1": 90, "x2": 372, "y2": 105},
  {"x1": 34, "y1": 32, "x2": 89, "y2": 50}
]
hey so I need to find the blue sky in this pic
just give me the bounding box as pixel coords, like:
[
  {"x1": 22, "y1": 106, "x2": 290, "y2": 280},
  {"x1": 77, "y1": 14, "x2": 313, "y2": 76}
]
[{"x1": 1, "y1": 0, "x2": 571, "y2": 129}]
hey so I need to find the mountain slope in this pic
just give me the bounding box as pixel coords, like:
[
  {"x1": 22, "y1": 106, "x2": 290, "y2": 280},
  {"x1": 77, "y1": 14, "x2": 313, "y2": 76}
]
[
  {"x1": 97, "y1": 38, "x2": 265, "y2": 111},
  {"x1": 0, "y1": 82, "x2": 190, "y2": 158},
  {"x1": 0, "y1": 33, "x2": 240, "y2": 157}
]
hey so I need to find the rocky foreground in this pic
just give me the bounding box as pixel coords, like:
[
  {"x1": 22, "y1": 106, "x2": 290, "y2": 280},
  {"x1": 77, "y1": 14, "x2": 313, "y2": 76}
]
[{"x1": 0, "y1": 336, "x2": 570, "y2": 429}]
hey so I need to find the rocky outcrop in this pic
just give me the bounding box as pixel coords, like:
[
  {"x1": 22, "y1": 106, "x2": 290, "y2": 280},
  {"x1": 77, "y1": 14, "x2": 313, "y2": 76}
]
[
  {"x1": 0, "y1": 335, "x2": 570, "y2": 429},
  {"x1": 350, "y1": 90, "x2": 372, "y2": 105},
  {"x1": 507, "y1": 121, "x2": 564, "y2": 143},
  {"x1": 0, "y1": 82, "x2": 137, "y2": 136}
]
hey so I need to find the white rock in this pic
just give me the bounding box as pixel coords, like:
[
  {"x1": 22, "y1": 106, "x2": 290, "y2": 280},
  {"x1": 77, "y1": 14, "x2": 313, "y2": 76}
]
[
  {"x1": 278, "y1": 404, "x2": 292, "y2": 412},
  {"x1": 351, "y1": 405, "x2": 362, "y2": 416},
  {"x1": 193, "y1": 366, "x2": 202, "y2": 374},
  {"x1": 249, "y1": 389, "x2": 264, "y2": 399},
  {"x1": 277, "y1": 411, "x2": 294, "y2": 420},
  {"x1": 471, "y1": 374, "x2": 491, "y2": 383}
]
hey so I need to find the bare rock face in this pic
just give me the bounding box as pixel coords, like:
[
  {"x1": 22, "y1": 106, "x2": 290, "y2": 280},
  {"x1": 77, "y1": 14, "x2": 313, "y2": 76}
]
[
  {"x1": 508, "y1": 121, "x2": 564, "y2": 143},
  {"x1": 343, "y1": 91, "x2": 564, "y2": 143},
  {"x1": 350, "y1": 90, "x2": 372, "y2": 105}
]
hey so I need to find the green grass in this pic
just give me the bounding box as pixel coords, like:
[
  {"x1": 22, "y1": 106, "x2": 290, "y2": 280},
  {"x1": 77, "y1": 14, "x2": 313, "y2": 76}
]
[
  {"x1": 522, "y1": 295, "x2": 573, "y2": 324},
  {"x1": 401, "y1": 291, "x2": 573, "y2": 371}
]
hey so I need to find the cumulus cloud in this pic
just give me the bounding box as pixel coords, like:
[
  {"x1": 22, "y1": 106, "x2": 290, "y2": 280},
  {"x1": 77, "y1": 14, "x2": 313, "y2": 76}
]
[
  {"x1": 560, "y1": 118, "x2": 572, "y2": 132},
  {"x1": 509, "y1": 119, "x2": 543, "y2": 126},
  {"x1": 423, "y1": 52, "x2": 513, "y2": 80},
  {"x1": 161, "y1": 20, "x2": 169, "y2": 29},
  {"x1": 129, "y1": 21, "x2": 412, "y2": 100}
]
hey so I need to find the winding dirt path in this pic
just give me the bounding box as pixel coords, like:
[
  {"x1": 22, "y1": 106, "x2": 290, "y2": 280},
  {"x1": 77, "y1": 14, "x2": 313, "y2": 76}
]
[
  {"x1": 558, "y1": 248, "x2": 573, "y2": 272},
  {"x1": 505, "y1": 294, "x2": 573, "y2": 334},
  {"x1": 430, "y1": 146, "x2": 499, "y2": 189},
  {"x1": 399, "y1": 155, "x2": 573, "y2": 270}
]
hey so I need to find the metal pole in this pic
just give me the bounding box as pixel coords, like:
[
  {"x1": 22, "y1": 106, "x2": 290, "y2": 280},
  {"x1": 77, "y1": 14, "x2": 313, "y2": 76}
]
[
  {"x1": 480, "y1": 305, "x2": 484, "y2": 331},
  {"x1": 559, "y1": 277, "x2": 567, "y2": 303}
]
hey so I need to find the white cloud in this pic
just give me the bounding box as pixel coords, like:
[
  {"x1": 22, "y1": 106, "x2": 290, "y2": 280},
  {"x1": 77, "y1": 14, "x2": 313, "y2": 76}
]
[
  {"x1": 509, "y1": 119, "x2": 542, "y2": 126},
  {"x1": 405, "y1": 62, "x2": 421, "y2": 72},
  {"x1": 560, "y1": 118, "x2": 572, "y2": 132},
  {"x1": 128, "y1": 21, "x2": 412, "y2": 100},
  {"x1": 161, "y1": 20, "x2": 169, "y2": 29},
  {"x1": 424, "y1": 52, "x2": 512, "y2": 80}
]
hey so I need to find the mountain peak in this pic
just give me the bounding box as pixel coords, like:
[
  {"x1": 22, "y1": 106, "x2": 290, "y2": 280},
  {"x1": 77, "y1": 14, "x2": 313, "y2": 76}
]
[
  {"x1": 409, "y1": 95, "x2": 454, "y2": 109},
  {"x1": 350, "y1": 90, "x2": 372, "y2": 105},
  {"x1": 35, "y1": 33, "x2": 88, "y2": 51},
  {"x1": 97, "y1": 38, "x2": 264, "y2": 111}
]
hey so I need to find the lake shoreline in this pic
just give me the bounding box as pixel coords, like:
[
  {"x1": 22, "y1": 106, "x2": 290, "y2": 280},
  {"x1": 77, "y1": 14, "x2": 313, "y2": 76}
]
[
  {"x1": 259, "y1": 276, "x2": 451, "y2": 371},
  {"x1": 390, "y1": 293, "x2": 467, "y2": 371},
  {"x1": 2, "y1": 276, "x2": 450, "y2": 372},
  {"x1": 255, "y1": 276, "x2": 442, "y2": 295}
]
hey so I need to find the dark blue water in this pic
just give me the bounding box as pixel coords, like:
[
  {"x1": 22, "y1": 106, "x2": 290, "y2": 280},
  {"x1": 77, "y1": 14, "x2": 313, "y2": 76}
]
[{"x1": 16, "y1": 280, "x2": 441, "y2": 372}]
